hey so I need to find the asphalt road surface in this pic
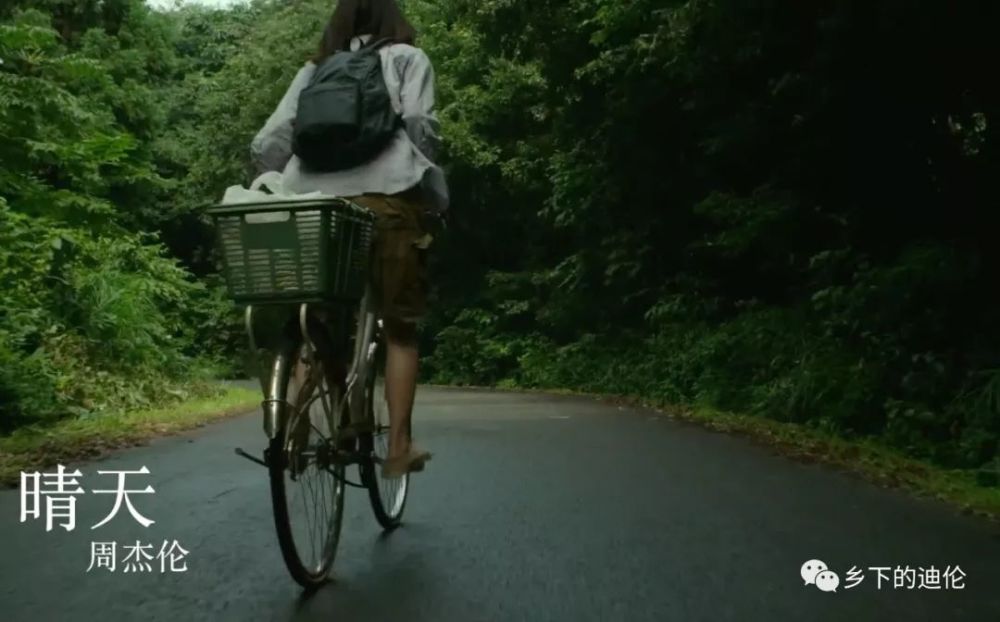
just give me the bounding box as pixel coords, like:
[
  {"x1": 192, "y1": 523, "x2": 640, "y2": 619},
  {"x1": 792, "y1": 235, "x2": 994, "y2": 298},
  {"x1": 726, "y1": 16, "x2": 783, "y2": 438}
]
[{"x1": 2, "y1": 387, "x2": 999, "y2": 621}]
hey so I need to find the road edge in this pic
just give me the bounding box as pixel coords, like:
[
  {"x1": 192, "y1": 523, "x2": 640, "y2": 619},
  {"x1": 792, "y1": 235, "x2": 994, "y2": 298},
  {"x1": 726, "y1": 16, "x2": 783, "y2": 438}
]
[{"x1": 0, "y1": 385, "x2": 260, "y2": 488}]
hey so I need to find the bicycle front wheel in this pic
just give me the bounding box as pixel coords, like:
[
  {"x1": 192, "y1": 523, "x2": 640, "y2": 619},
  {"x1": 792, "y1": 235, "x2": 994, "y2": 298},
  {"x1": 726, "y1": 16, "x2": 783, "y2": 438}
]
[
  {"x1": 268, "y1": 331, "x2": 346, "y2": 589},
  {"x1": 361, "y1": 330, "x2": 409, "y2": 530}
]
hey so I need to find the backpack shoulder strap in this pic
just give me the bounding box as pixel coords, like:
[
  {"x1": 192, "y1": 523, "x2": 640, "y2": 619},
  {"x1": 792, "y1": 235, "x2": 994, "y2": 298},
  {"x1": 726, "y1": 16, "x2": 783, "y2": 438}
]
[{"x1": 364, "y1": 37, "x2": 396, "y2": 52}]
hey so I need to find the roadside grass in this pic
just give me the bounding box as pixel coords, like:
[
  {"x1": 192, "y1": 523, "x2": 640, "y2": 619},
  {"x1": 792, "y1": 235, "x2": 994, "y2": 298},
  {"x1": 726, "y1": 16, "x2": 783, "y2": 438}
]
[
  {"x1": 675, "y1": 403, "x2": 1000, "y2": 522},
  {"x1": 0, "y1": 385, "x2": 260, "y2": 487},
  {"x1": 431, "y1": 383, "x2": 1000, "y2": 522}
]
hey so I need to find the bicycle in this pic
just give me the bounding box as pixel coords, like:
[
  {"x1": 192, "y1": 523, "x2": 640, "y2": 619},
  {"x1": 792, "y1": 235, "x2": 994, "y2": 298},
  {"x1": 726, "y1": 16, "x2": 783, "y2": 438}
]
[{"x1": 208, "y1": 197, "x2": 409, "y2": 589}]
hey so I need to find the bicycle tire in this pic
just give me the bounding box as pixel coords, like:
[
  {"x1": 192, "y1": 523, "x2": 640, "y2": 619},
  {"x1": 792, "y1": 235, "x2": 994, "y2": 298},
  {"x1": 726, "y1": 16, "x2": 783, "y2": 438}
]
[
  {"x1": 268, "y1": 325, "x2": 347, "y2": 589},
  {"x1": 360, "y1": 329, "x2": 409, "y2": 530}
]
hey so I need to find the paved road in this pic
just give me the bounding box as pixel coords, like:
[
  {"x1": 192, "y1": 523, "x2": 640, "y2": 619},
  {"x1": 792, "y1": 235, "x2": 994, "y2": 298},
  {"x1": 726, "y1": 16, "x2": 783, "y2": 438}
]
[{"x1": 1, "y1": 388, "x2": 999, "y2": 621}]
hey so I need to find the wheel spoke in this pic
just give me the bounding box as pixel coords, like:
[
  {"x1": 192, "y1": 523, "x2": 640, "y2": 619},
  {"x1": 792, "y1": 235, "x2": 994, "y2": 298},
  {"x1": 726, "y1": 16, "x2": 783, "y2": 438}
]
[{"x1": 301, "y1": 467, "x2": 316, "y2": 566}]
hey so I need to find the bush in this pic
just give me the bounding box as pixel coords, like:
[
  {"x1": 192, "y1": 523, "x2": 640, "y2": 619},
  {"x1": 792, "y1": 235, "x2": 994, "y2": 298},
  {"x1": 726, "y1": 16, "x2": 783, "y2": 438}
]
[{"x1": 0, "y1": 204, "x2": 220, "y2": 433}]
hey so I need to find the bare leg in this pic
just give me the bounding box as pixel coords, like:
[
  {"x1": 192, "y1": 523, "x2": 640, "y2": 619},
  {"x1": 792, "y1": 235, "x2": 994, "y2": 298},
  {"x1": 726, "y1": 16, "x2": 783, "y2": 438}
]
[{"x1": 383, "y1": 318, "x2": 418, "y2": 459}]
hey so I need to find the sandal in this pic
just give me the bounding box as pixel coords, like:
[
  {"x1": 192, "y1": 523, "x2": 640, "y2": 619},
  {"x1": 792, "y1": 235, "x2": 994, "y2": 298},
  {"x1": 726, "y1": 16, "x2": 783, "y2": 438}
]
[{"x1": 381, "y1": 447, "x2": 432, "y2": 479}]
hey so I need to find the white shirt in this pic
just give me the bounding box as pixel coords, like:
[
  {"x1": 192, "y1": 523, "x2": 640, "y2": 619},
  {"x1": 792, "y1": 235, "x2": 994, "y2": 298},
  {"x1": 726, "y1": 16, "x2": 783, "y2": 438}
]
[{"x1": 250, "y1": 35, "x2": 449, "y2": 213}]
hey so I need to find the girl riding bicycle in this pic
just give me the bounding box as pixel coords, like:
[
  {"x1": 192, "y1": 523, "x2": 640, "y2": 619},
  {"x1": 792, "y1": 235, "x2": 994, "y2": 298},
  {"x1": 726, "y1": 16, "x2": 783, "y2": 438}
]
[{"x1": 250, "y1": 0, "x2": 448, "y2": 478}]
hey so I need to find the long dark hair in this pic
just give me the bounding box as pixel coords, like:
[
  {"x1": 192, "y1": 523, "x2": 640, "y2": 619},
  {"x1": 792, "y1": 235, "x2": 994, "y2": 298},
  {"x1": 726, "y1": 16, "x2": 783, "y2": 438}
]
[{"x1": 314, "y1": 0, "x2": 417, "y2": 62}]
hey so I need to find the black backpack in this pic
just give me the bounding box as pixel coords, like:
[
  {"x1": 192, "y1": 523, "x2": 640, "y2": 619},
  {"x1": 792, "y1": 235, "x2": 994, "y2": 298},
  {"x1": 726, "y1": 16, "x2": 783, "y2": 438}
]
[{"x1": 292, "y1": 38, "x2": 401, "y2": 172}]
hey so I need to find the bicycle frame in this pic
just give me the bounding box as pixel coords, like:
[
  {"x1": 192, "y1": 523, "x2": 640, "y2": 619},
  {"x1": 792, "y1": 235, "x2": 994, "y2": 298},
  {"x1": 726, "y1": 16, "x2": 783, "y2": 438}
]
[{"x1": 246, "y1": 285, "x2": 377, "y2": 442}]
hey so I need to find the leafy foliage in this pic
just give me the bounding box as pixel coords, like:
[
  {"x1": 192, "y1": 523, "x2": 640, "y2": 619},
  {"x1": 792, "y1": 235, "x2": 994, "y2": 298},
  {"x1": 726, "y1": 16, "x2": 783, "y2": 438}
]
[
  {"x1": 409, "y1": 0, "x2": 1000, "y2": 470},
  {"x1": 0, "y1": 3, "x2": 228, "y2": 433}
]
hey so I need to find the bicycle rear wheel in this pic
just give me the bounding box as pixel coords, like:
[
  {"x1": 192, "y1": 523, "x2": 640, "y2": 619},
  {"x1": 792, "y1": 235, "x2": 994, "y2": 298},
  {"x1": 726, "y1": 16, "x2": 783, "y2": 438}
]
[
  {"x1": 268, "y1": 328, "x2": 347, "y2": 589},
  {"x1": 361, "y1": 328, "x2": 409, "y2": 530}
]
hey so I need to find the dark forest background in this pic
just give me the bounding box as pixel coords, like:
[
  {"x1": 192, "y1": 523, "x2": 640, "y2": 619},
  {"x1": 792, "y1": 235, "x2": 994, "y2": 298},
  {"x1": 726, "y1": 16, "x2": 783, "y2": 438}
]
[{"x1": 1, "y1": 0, "x2": 998, "y2": 474}]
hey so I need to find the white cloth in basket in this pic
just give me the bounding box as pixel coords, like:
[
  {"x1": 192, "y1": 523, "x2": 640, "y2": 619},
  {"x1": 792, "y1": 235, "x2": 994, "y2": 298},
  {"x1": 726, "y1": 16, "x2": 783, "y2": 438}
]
[{"x1": 221, "y1": 171, "x2": 330, "y2": 205}]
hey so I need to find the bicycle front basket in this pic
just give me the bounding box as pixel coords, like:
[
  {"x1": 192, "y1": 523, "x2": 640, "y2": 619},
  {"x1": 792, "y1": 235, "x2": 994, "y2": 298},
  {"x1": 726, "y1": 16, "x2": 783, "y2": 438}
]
[{"x1": 207, "y1": 198, "x2": 375, "y2": 304}]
